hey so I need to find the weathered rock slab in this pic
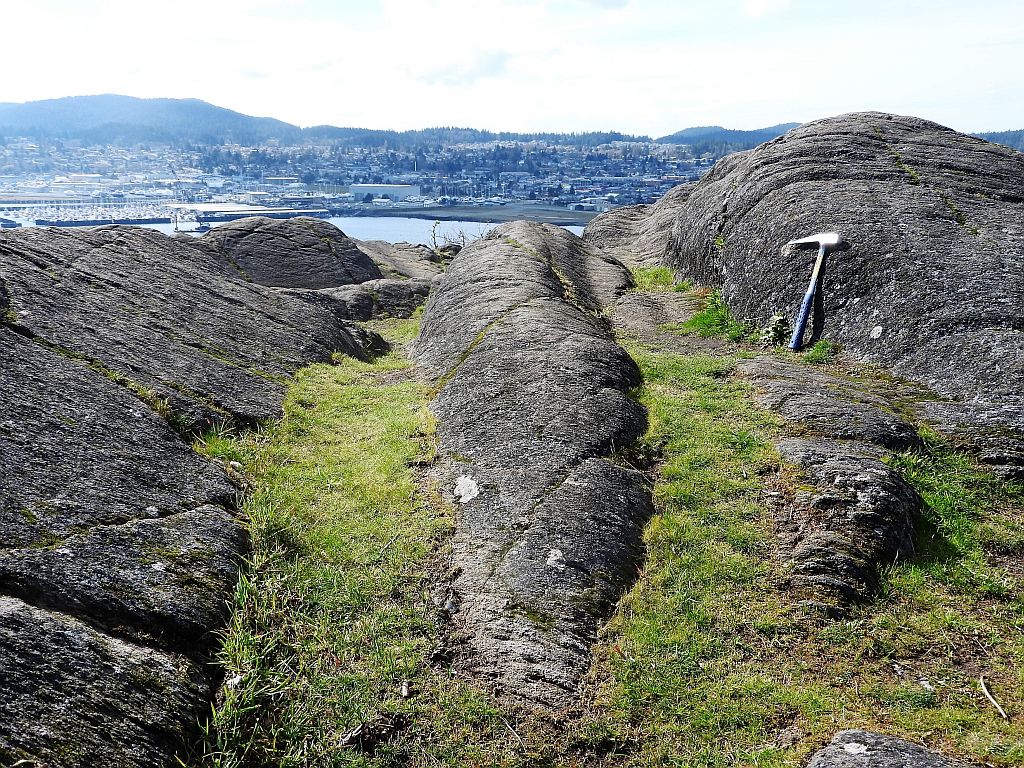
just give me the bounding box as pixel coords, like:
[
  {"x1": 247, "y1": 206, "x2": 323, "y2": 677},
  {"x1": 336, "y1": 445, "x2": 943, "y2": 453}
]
[
  {"x1": 0, "y1": 222, "x2": 381, "y2": 762},
  {"x1": 197, "y1": 215, "x2": 382, "y2": 288},
  {"x1": 775, "y1": 438, "x2": 918, "y2": 610},
  {"x1": 807, "y1": 730, "x2": 973, "y2": 768},
  {"x1": 413, "y1": 221, "x2": 651, "y2": 708},
  {"x1": 582, "y1": 182, "x2": 694, "y2": 267},
  {"x1": 737, "y1": 356, "x2": 921, "y2": 451},
  {"x1": 0, "y1": 596, "x2": 209, "y2": 768},
  {"x1": 1, "y1": 224, "x2": 377, "y2": 431},
  {"x1": 354, "y1": 238, "x2": 444, "y2": 280},
  {"x1": 317, "y1": 277, "x2": 433, "y2": 321},
  {"x1": 592, "y1": 113, "x2": 1024, "y2": 438}
]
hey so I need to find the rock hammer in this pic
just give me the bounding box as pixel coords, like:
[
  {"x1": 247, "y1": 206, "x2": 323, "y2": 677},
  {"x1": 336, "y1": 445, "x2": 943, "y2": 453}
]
[{"x1": 787, "y1": 232, "x2": 849, "y2": 351}]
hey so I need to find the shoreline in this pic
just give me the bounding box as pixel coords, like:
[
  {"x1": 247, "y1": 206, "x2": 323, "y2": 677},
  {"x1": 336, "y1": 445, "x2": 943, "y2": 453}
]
[{"x1": 342, "y1": 204, "x2": 597, "y2": 227}]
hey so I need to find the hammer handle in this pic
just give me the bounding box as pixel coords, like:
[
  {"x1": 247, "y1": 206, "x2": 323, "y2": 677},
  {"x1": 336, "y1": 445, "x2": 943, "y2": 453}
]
[{"x1": 788, "y1": 245, "x2": 826, "y2": 351}]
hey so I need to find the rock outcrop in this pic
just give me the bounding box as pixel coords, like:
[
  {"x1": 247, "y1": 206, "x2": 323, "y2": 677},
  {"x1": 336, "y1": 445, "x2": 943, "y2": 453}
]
[
  {"x1": 195, "y1": 215, "x2": 383, "y2": 288},
  {"x1": 354, "y1": 238, "x2": 445, "y2": 281},
  {"x1": 412, "y1": 221, "x2": 652, "y2": 708},
  {"x1": 807, "y1": 730, "x2": 973, "y2": 768},
  {"x1": 587, "y1": 113, "x2": 1024, "y2": 451},
  {"x1": 736, "y1": 356, "x2": 922, "y2": 613},
  {"x1": 317, "y1": 277, "x2": 434, "y2": 321},
  {"x1": 1, "y1": 225, "x2": 377, "y2": 434},
  {"x1": 0, "y1": 223, "x2": 384, "y2": 766},
  {"x1": 581, "y1": 182, "x2": 693, "y2": 268}
]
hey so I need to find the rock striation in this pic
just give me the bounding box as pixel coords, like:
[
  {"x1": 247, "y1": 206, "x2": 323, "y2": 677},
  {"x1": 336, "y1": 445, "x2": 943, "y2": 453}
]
[
  {"x1": 1, "y1": 225, "x2": 378, "y2": 434},
  {"x1": 581, "y1": 182, "x2": 693, "y2": 268},
  {"x1": 353, "y1": 238, "x2": 445, "y2": 281},
  {"x1": 0, "y1": 222, "x2": 385, "y2": 766},
  {"x1": 412, "y1": 221, "x2": 652, "y2": 708},
  {"x1": 195, "y1": 215, "x2": 383, "y2": 288}
]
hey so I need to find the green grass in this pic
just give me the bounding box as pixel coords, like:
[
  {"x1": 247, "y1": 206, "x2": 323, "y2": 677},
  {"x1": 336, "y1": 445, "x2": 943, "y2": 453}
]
[
  {"x1": 801, "y1": 339, "x2": 840, "y2": 365},
  {"x1": 631, "y1": 266, "x2": 690, "y2": 293},
  {"x1": 192, "y1": 316, "x2": 1024, "y2": 767},
  {"x1": 671, "y1": 290, "x2": 750, "y2": 342},
  {"x1": 194, "y1": 317, "x2": 455, "y2": 766},
  {"x1": 191, "y1": 317, "x2": 564, "y2": 767},
  {"x1": 886, "y1": 427, "x2": 1024, "y2": 597},
  {"x1": 574, "y1": 344, "x2": 1024, "y2": 767}
]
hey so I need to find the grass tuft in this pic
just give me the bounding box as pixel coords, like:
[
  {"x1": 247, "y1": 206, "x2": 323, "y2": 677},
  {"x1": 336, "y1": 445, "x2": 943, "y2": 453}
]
[
  {"x1": 802, "y1": 339, "x2": 840, "y2": 365},
  {"x1": 631, "y1": 266, "x2": 690, "y2": 293},
  {"x1": 672, "y1": 290, "x2": 750, "y2": 342}
]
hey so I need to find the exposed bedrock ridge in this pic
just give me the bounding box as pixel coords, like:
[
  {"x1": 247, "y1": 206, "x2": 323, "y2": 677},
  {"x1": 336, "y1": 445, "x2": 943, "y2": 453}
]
[
  {"x1": 581, "y1": 182, "x2": 694, "y2": 268},
  {"x1": 587, "y1": 112, "x2": 1024, "y2": 440},
  {"x1": 0, "y1": 224, "x2": 381, "y2": 434},
  {"x1": 412, "y1": 221, "x2": 653, "y2": 708},
  {"x1": 193, "y1": 214, "x2": 383, "y2": 288},
  {"x1": 352, "y1": 238, "x2": 445, "y2": 281},
  {"x1": 737, "y1": 356, "x2": 922, "y2": 615},
  {"x1": 0, "y1": 222, "x2": 387, "y2": 765}
]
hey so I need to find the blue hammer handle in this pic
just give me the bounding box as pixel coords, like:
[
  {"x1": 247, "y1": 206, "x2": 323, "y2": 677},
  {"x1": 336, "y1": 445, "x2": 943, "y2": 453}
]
[{"x1": 788, "y1": 244, "x2": 827, "y2": 351}]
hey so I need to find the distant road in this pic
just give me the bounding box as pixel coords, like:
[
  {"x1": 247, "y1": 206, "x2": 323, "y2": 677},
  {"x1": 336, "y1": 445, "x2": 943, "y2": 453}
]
[{"x1": 354, "y1": 203, "x2": 597, "y2": 227}]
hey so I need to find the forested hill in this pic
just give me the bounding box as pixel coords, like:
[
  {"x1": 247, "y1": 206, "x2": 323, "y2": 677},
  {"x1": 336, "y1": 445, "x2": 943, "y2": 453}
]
[
  {"x1": 300, "y1": 125, "x2": 652, "y2": 148},
  {"x1": 974, "y1": 129, "x2": 1024, "y2": 151},
  {"x1": 0, "y1": 95, "x2": 650, "y2": 148},
  {"x1": 5, "y1": 95, "x2": 1021, "y2": 154},
  {"x1": 0, "y1": 95, "x2": 300, "y2": 145},
  {"x1": 655, "y1": 123, "x2": 800, "y2": 155}
]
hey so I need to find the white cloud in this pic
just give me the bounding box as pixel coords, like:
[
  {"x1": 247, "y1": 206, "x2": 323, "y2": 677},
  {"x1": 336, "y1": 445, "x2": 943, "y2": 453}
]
[
  {"x1": 1, "y1": 0, "x2": 1022, "y2": 134},
  {"x1": 740, "y1": 0, "x2": 793, "y2": 18}
]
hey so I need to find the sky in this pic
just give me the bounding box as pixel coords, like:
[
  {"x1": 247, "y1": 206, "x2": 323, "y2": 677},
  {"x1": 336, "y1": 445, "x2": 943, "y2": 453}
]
[{"x1": 1, "y1": 0, "x2": 1021, "y2": 136}]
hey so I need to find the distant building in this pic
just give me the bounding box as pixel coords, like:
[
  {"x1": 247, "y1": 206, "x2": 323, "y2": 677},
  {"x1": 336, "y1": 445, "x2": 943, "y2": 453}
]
[{"x1": 349, "y1": 183, "x2": 421, "y2": 201}]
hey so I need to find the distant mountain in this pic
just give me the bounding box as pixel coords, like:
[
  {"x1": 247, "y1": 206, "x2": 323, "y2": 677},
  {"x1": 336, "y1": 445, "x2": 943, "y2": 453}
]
[
  {"x1": 974, "y1": 129, "x2": 1024, "y2": 152},
  {"x1": 656, "y1": 123, "x2": 800, "y2": 155},
  {"x1": 0, "y1": 94, "x2": 301, "y2": 145},
  {"x1": 0, "y1": 95, "x2": 651, "y2": 149}
]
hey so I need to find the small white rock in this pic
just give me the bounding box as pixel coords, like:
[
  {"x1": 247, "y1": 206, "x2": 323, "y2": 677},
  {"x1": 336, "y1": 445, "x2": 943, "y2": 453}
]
[
  {"x1": 454, "y1": 475, "x2": 479, "y2": 503},
  {"x1": 843, "y1": 742, "x2": 869, "y2": 755},
  {"x1": 870, "y1": 325, "x2": 884, "y2": 339},
  {"x1": 546, "y1": 548, "x2": 566, "y2": 569}
]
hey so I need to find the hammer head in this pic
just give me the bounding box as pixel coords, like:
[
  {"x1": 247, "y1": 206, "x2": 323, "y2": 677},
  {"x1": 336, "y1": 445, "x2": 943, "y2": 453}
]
[{"x1": 787, "y1": 232, "x2": 849, "y2": 251}]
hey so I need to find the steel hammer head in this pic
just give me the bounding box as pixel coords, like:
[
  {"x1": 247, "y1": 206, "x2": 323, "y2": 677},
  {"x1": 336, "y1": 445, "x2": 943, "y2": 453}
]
[{"x1": 787, "y1": 232, "x2": 849, "y2": 251}]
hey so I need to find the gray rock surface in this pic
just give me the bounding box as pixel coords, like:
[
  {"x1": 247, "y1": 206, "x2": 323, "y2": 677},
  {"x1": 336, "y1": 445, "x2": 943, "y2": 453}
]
[
  {"x1": 0, "y1": 223, "x2": 382, "y2": 764},
  {"x1": 0, "y1": 596, "x2": 210, "y2": 768},
  {"x1": 1, "y1": 224, "x2": 375, "y2": 432},
  {"x1": 775, "y1": 437, "x2": 918, "y2": 611},
  {"x1": 582, "y1": 183, "x2": 693, "y2": 267},
  {"x1": 737, "y1": 356, "x2": 921, "y2": 613},
  {"x1": 354, "y1": 238, "x2": 444, "y2": 280},
  {"x1": 590, "y1": 113, "x2": 1024, "y2": 437},
  {"x1": 807, "y1": 730, "x2": 973, "y2": 767},
  {"x1": 412, "y1": 221, "x2": 652, "y2": 708},
  {"x1": 737, "y1": 356, "x2": 921, "y2": 452},
  {"x1": 317, "y1": 277, "x2": 434, "y2": 321},
  {"x1": 197, "y1": 215, "x2": 382, "y2": 288}
]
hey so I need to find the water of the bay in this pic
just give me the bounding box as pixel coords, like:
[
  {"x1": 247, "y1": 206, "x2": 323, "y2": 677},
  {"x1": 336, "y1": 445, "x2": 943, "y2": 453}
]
[{"x1": 140, "y1": 216, "x2": 583, "y2": 244}]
